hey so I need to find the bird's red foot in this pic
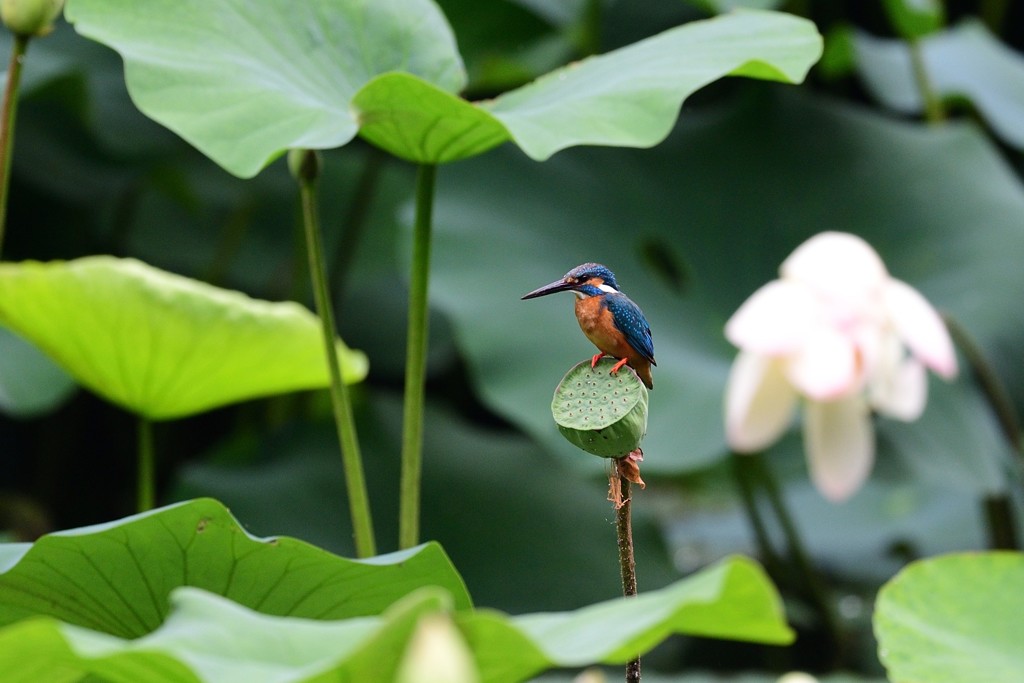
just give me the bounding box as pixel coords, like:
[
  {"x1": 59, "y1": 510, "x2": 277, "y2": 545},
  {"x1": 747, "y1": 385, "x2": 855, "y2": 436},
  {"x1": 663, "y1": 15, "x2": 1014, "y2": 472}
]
[
  {"x1": 590, "y1": 352, "x2": 605, "y2": 369},
  {"x1": 610, "y1": 357, "x2": 630, "y2": 374}
]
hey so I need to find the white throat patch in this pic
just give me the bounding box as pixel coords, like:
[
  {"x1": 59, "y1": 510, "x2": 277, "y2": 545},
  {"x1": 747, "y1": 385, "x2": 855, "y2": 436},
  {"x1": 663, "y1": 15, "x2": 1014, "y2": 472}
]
[{"x1": 573, "y1": 283, "x2": 616, "y2": 299}]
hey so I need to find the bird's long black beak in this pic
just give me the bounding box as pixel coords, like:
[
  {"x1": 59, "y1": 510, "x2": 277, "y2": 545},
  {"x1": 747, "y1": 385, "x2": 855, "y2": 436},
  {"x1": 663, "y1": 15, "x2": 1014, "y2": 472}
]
[{"x1": 521, "y1": 278, "x2": 574, "y2": 300}]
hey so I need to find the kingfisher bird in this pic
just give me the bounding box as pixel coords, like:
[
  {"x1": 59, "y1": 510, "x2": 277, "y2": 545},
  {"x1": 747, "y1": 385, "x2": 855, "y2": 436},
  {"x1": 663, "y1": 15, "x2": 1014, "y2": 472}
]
[{"x1": 522, "y1": 263, "x2": 656, "y2": 389}]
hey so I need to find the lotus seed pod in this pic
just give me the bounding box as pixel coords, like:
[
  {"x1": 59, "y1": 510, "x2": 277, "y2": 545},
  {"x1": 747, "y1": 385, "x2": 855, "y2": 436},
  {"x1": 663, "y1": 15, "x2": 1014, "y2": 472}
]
[
  {"x1": 1, "y1": 0, "x2": 63, "y2": 37},
  {"x1": 551, "y1": 358, "x2": 648, "y2": 458}
]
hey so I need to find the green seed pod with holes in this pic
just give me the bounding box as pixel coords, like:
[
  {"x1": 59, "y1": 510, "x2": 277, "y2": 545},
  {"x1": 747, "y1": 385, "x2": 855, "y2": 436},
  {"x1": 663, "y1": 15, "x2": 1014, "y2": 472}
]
[{"x1": 551, "y1": 357, "x2": 648, "y2": 458}]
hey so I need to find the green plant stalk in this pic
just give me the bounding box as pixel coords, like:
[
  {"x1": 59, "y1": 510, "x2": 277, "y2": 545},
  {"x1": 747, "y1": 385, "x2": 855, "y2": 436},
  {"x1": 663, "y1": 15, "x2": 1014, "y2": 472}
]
[
  {"x1": 575, "y1": 0, "x2": 602, "y2": 57},
  {"x1": 983, "y1": 494, "x2": 1019, "y2": 550},
  {"x1": 908, "y1": 39, "x2": 944, "y2": 125},
  {"x1": 299, "y1": 165, "x2": 376, "y2": 558},
  {"x1": 0, "y1": 33, "x2": 30, "y2": 255},
  {"x1": 943, "y1": 314, "x2": 1022, "y2": 458},
  {"x1": 752, "y1": 452, "x2": 844, "y2": 665},
  {"x1": 732, "y1": 453, "x2": 782, "y2": 570},
  {"x1": 615, "y1": 471, "x2": 641, "y2": 683},
  {"x1": 398, "y1": 163, "x2": 436, "y2": 550},
  {"x1": 137, "y1": 417, "x2": 155, "y2": 512},
  {"x1": 943, "y1": 313, "x2": 1022, "y2": 550}
]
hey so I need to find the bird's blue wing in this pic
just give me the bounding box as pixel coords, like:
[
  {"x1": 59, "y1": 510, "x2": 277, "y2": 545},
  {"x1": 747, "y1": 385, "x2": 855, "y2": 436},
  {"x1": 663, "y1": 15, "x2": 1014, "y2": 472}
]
[{"x1": 606, "y1": 294, "x2": 656, "y2": 365}]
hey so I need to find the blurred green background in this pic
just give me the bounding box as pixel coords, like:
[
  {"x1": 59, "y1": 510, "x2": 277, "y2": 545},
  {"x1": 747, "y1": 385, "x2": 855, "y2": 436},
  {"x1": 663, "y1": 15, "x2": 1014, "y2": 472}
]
[{"x1": 0, "y1": 0, "x2": 1022, "y2": 678}]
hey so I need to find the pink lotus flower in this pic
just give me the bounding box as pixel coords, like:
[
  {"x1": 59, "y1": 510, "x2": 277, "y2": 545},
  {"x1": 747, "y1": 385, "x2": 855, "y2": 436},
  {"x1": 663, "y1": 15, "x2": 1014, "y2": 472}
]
[{"x1": 724, "y1": 232, "x2": 958, "y2": 501}]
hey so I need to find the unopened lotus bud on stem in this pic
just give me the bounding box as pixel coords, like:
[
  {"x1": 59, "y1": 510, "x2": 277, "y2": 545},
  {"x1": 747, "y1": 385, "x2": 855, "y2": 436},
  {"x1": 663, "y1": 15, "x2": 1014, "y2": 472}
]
[{"x1": 1, "y1": 0, "x2": 63, "y2": 37}]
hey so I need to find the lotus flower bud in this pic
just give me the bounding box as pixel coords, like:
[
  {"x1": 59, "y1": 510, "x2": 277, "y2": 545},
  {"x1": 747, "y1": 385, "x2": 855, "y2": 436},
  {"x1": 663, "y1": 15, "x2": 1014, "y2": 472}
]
[
  {"x1": 1, "y1": 0, "x2": 63, "y2": 37},
  {"x1": 287, "y1": 148, "x2": 321, "y2": 183}
]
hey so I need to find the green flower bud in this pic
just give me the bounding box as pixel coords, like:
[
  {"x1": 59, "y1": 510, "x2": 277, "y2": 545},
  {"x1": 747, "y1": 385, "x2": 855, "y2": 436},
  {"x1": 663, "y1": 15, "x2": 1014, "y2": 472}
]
[
  {"x1": 287, "y1": 148, "x2": 321, "y2": 183},
  {"x1": 551, "y1": 358, "x2": 648, "y2": 458},
  {"x1": 1, "y1": 0, "x2": 64, "y2": 37}
]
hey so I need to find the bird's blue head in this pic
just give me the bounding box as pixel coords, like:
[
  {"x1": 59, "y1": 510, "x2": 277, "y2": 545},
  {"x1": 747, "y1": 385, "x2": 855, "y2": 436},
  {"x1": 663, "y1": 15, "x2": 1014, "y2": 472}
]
[{"x1": 521, "y1": 262, "x2": 620, "y2": 300}]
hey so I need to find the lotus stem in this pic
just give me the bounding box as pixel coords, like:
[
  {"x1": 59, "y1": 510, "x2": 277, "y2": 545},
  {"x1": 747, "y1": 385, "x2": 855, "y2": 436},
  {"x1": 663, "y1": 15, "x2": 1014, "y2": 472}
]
[
  {"x1": 0, "y1": 33, "x2": 29, "y2": 255},
  {"x1": 614, "y1": 463, "x2": 641, "y2": 683},
  {"x1": 984, "y1": 494, "x2": 1019, "y2": 550},
  {"x1": 296, "y1": 149, "x2": 377, "y2": 558},
  {"x1": 732, "y1": 453, "x2": 782, "y2": 570},
  {"x1": 943, "y1": 314, "x2": 1022, "y2": 459},
  {"x1": 398, "y1": 163, "x2": 436, "y2": 550},
  {"x1": 137, "y1": 417, "x2": 155, "y2": 512},
  {"x1": 576, "y1": 0, "x2": 602, "y2": 57},
  {"x1": 748, "y1": 452, "x2": 844, "y2": 666},
  {"x1": 943, "y1": 313, "x2": 1021, "y2": 550},
  {"x1": 908, "y1": 39, "x2": 944, "y2": 125}
]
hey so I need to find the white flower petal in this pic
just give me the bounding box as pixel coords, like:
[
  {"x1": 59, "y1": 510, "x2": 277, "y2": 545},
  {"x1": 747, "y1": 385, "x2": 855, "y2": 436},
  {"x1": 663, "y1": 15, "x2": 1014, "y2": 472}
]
[
  {"x1": 850, "y1": 319, "x2": 885, "y2": 380},
  {"x1": 868, "y1": 340, "x2": 927, "y2": 421},
  {"x1": 804, "y1": 395, "x2": 874, "y2": 502},
  {"x1": 883, "y1": 279, "x2": 958, "y2": 379},
  {"x1": 786, "y1": 325, "x2": 859, "y2": 400},
  {"x1": 725, "y1": 280, "x2": 820, "y2": 355},
  {"x1": 395, "y1": 613, "x2": 478, "y2": 683},
  {"x1": 725, "y1": 351, "x2": 798, "y2": 452},
  {"x1": 781, "y1": 232, "x2": 888, "y2": 303}
]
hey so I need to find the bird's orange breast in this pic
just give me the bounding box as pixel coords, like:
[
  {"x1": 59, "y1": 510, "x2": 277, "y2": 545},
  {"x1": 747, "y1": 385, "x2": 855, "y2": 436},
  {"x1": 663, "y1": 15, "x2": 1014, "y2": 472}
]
[
  {"x1": 575, "y1": 296, "x2": 632, "y2": 359},
  {"x1": 574, "y1": 295, "x2": 654, "y2": 389}
]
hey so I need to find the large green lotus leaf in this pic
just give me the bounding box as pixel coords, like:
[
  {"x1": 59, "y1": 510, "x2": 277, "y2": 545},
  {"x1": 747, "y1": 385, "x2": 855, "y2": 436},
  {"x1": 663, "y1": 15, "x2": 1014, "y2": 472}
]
[
  {"x1": 0, "y1": 327, "x2": 76, "y2": 417},
  {"x1": 874, "y1": 552, "x2": 1024, "y2": 683},
  {"x1": 485, "y1": 9, "x2": 822, "y2": 161},
  {"x1": 67, "y1": 1, "x2": 819, "y2": 169},
  {"x1": 425, "y1": 89, "x2": 1024, "y2": 474},
  {"x1": 684, "y1": 0, "x2": 786, "y2": 15},
  {"x1": 0, "y1": 617, "x2": 196, "y2": 683},
  {"x1": 535, "y1": 677, "x2": 881, "y2": 683},
  {"x1": 853, "y1": 20, "x2": 1024, "y2": 150},
  {"x1": 351, "y1": 10, "x2": 822, "y2": 163},
  {"x1": 0, "y1": 257, "x2": 368, "y2": 420},
  {"x1": 507, "y1": 555, "x2": 792, "y2": 662},
  {"x1": 0, "y1": 587, "x2": 448, "y2": 683},
  {"x1": 1, "y1": 23, "x2": 180, "y2": 160},
  {"x1": 175, "y1": 394, "x2": 679, "y2": 614},
  {"x1": 0, "y1": 556, "x2": 788, "y2": 682},
  {"x1": 63, "y1": 0, "x2": 466, "y2": 178},
  {"x1": 351, "y1": 73, "x2": 511, "y2": 165},
  {"x1": 0, "y1": 497, "x2": 470, "y2": 639}
]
